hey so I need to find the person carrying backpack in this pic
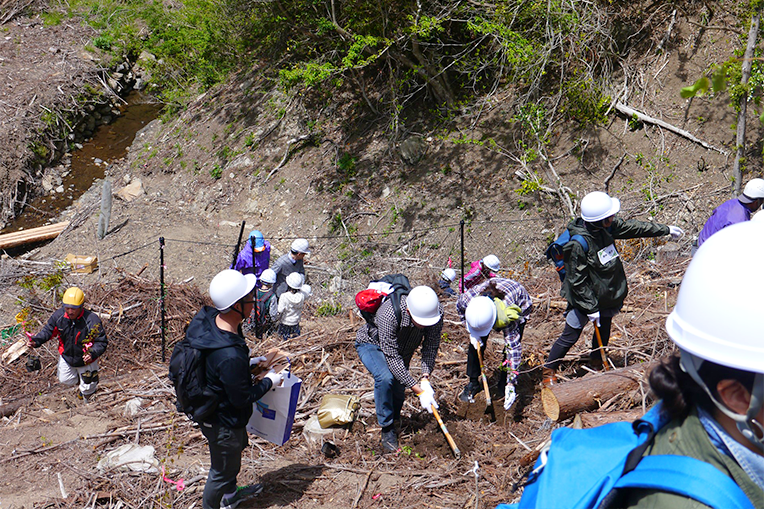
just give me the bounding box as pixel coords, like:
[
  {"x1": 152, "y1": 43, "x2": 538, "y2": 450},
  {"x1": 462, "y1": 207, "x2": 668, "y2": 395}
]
[
  {"x1": 456, "y1": 278, "x2": 532, "y2": 409},
  {"x1": 501, "y1": 222, "x2": 763, "y2": 509},
  {"x1": 184, "y1": 269, "x2": 283, "y2": 509},
  {"x1": 355, "y1": 285, "x2": 443, "y2": 453},
  {"x1": 244, "y1": 268, "x2": 278, "y2": 338},
  {"x1": 543, "y1": 191, "x2": 684, "y2": 386}
]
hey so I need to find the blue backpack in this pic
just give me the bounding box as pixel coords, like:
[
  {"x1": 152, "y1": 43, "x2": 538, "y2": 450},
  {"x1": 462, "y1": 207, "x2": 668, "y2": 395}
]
[
  {"x1": 545, "y1": 229, "x2": 588, "y2": 282},
  {"x1": 498, "y1": 403, "x2": 753, "y2": 509}
]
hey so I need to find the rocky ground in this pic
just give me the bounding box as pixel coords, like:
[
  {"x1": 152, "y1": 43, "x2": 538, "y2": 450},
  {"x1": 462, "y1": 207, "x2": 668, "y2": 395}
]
[{"x1": 0, "y1": 2, "x2": 760, "y2": 508}]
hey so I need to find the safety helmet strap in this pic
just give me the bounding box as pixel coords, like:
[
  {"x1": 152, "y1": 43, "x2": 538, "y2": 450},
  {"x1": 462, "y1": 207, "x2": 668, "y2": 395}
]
[{"x1": 680, "y1": 350, "x2": 764, "y2": 453}]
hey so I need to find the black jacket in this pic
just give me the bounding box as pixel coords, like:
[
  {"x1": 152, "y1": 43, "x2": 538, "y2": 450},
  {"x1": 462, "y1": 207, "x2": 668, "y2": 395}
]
[
  {"x1": 185, "y1": 306, "x2": 272, "y2": 428},
  {"x1": 32, "y1": 307, "x2": 107, "y2": 367},
  {"x1": 562, "y1": 217, "x2": 669, "y2": 314}
]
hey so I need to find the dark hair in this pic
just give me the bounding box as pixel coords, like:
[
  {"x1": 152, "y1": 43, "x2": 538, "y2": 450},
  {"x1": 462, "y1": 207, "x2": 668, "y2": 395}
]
[{"x1": 650, "y1": 353, "x2": 756, "y2": 420}]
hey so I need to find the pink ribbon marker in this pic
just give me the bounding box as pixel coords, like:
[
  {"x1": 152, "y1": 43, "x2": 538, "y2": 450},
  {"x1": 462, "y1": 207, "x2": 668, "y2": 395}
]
[
  {"x1": 372, "y1": 493, "x2": 382, "y2": 500},
  {"x1": 161, "y1": 466, "x2": 185, "y2": 491}
]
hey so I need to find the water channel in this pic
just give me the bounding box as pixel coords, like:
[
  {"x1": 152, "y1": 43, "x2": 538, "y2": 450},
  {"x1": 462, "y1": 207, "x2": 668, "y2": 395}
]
[{"x1": 1, "y1": 91, "x2": 163, "y2": 235}]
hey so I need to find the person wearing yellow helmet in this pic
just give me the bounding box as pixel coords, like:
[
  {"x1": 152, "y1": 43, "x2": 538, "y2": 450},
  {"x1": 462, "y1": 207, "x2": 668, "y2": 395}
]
[{"x1": 28, "y1": 286, "x2": 108, "y2": 401}]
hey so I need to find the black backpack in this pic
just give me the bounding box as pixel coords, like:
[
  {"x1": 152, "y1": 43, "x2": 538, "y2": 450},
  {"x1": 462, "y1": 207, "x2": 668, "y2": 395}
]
[
  {"x1": 360, "y1": 273, "x2": 412, "y2": 329},
  {"x1": 168, "y1": 337, "x2": 220, "y2": 422}
]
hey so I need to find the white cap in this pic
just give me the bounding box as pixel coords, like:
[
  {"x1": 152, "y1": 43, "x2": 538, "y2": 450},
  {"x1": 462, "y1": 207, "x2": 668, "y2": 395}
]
[
  {"x1": 581, "y1": 191, "x2": 621, "y2": 222},
  {"x1": 291, "y1": 238, "x2": 311, "y2": 254},
  {"x1": 441, "y1": 268, "x2": 456, "y2": 282},
  {"x1": 740, "y1": 178, "x2": 764, "y2": 203}
]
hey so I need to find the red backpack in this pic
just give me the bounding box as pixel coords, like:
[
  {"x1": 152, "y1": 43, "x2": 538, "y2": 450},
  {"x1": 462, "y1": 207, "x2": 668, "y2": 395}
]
[{"x1": 355, "y1": 274, "x2": 411, "y2": 327}]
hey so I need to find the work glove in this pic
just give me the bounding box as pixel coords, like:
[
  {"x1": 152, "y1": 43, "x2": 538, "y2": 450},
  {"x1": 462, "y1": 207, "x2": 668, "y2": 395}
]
[
  {"x1": 417, "y1": 379, "x2": 438, "y2": 413},
  {"x1": 504, "y1": 383, "x2": 517, "y2": 411},
  {"x1": 469, "y1": 335, "x2": 484, "y2": 350},
  {"x1": 264, "y1": 369, "x2": 284, "y2": 387},
  {"x1": 249, "y1": 356, "x2": 268, "y2": 368},
  {"x1": 506, "y1": 304, "x2": 523, "y2": 322},
  {"x1": 25, "y1": 331, "x2": 35, "y2": 348},
  {"x1": 669, "y1": 225, "x2": 684, "y2": 239},
  {"x1": 587, "y1": 311, "x2": 601, "y2": 327}
]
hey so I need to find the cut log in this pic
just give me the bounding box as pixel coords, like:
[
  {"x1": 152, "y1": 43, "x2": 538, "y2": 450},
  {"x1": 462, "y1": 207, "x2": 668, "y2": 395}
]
[
  {"x1": 579, "y1": 408, "x2": 646, "y2": 428},
  {"x1": 0, "y1": 221, "x2": 70, "y2": 250},
  {"x1": 0, "y1": 397, "x2": 28, "y2": 418},
  {"x1": 2, "y1": 337, "x2": 29, "y2": 364},
  {"x1": 541, "y1": 362, "x2": 656, "y2": 421}
]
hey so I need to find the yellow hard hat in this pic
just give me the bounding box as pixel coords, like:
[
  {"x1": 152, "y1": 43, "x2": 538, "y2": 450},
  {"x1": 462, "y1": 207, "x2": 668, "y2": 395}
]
[{"x1": 62, "y1": 287, "x2": 85, "y2": 307}]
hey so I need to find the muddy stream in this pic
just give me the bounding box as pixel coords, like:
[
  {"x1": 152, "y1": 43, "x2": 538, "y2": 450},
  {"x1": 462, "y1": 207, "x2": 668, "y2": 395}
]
[{"x1": 1, "y1": 91, "x2": 162, "y2": 236}]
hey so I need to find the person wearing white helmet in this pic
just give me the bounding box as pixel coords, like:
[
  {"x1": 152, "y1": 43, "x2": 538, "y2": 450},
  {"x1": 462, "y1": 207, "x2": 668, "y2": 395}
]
[
  {"x1": 438, "y1": 267, "x2": 457, "y2": 297},
  {"x1": 543, "y1": 191, "x2": 684, "y2": 386},
  {"x1": 245, "y1": 268, "x2": 279, "y2": 339},
  {"x1": 271, "y1": 238, "x2": 310, "y2": 298},
  {"x1": 460, "y1": 254, "x2": 500, "y2": 292},
  {"x1": 355, "y1": 285, "x2": 443, "y2": 453},
  {"x1": 696, "y1": 178, "x2": 764, "y2": 249},
  {"x1": 277, "y1": 272, "x2": 311, "y2": 340},
  {"x1": 231, "y1": 229, "x2": 271, "y2": 279},
  {"x1": 619, "y1": 221, "x2": 764, "y2": 508},
  {"x1": 185, "y1": 269, "x2": 283, "y2": 509},
  {"x1": 457, "y1": 278, "x2": 533, "y2": 409}
]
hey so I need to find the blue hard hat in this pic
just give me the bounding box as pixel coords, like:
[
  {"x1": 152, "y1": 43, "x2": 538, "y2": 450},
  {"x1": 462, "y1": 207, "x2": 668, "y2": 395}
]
[{"x1": 249, "y1": 230, "x2": 265, "y2": 251}]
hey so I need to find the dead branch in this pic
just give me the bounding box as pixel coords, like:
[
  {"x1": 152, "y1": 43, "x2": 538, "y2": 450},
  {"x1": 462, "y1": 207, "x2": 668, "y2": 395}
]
[
  {"x1": 614, "y1": 102, "x2": 728, "y2": 155},
  {"x1": 265, "y1": 134, "x2": 314, "y2": 183},
  {"x1": 604, "y1": 153, "x2": 627, "y2": 193},
  {"x1": 733, "y1": 10, "x2": 761, "y2": 194}
]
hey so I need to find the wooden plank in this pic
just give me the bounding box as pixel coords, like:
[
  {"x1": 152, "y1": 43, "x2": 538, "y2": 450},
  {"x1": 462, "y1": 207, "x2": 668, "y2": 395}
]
[{"x1": 0, "y1": 221, "x2": 69, "y2": 249}]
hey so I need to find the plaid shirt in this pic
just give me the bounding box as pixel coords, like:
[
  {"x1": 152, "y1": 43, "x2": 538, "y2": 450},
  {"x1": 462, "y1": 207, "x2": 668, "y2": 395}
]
[
  {"x1": 456, "y1": 277, "x2": 533, "y2": 371},
  {"x1": 356, "y1": 294, "x2": 443, "y2": 388}
]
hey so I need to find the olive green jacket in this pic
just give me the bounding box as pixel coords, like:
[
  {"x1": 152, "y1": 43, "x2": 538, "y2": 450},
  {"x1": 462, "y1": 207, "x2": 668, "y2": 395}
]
[
  {"x1": 623, "y1": 409, "x2": 763, "y2": 509},
  {"x1": 561, "y1": 217, "x2": 669, "y2": 314}
]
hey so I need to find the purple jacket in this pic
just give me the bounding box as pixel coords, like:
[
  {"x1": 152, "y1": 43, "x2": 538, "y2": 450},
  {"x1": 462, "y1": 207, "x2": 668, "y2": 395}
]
[
  {"x1": 697, "y1": 198, "x2": 750, "y2": 247},
  {"x1": 232, "y1": 239, "x2": 271, "y2": 278}
]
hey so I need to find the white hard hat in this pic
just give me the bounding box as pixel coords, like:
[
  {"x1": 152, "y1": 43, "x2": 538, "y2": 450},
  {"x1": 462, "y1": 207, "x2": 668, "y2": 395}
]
[
  {"x1": 406, "y1": 286, "x2": 441, "y2": 327},
  {"x1": 259, "y1": 268, "x2": 277, "y2": 284},
  {"x1": 291, "y1": 238, "x2": 311, "y2": 254},
  {"x1": 301, "y1": 284, "x2": 312, "y2": 297},
  {"x1": 740, "y1": 178, "x2": 764, "y2": 203},
  {"x1": 665, "y1": 221, "x2": 764, "y2": 451},
  {"x1": 465, "y1": 296, "x2": 497, "y2": 339},
  {"x1": 209, "y1": 269, "x2": 256, "y2": 311},
  {"x1": 482, "y1": 255, "x2": 500, "y2": 273},
  {"x1": 286, "y1": 272, "x2": 304, "y2": 289},
  {"x1": 581, "y1": 191, "x2": 621, "y2": 222},
  {"x1": 441, "y1": 268, "x2": 456, "y2": 282}
]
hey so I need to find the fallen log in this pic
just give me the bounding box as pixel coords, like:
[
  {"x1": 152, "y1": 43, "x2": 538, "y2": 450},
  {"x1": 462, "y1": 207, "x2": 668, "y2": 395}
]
[
  {"x1": 0, "y1": 221, "x2": 70, "y2": 250},
  {"x1": 541, "y1": 362, "x2": 655, "y2": 421}
]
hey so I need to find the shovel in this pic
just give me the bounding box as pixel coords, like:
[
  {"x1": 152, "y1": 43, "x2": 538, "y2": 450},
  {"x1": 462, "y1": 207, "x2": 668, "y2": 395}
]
[
  {"x1": 593, "y1": 323, "x2": 610, "y2": 371},
  {"x1": 431, "y1": 405, "x2": 461, "y2": 459},
  {"x1": 475, "y1": 345, "x2": 496, "y2": 421}
]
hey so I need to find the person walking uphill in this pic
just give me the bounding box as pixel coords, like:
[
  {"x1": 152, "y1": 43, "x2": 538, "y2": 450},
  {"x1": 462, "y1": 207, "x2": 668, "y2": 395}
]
[
  {"x1": 185, "y1": 269, "x2": 283, "y2": 509},
  {"x1": 543, "y1": 191, "x2": 684, "y2": 385},
  {"x1": 271, "y1": 238, "x2": 310, "y2": 298},
  {"x1": 232, "y1": 230, "x2": 271, "y2": 279},
  {"x1": 355, "y1": 286, "x2": 443, "y2": 453},
  {"x1": 696, "y1": 178, "x2": 764, "y2": 249},
  {"x1": 28, "y1": 287, "x2": 107, "y2": 401}
]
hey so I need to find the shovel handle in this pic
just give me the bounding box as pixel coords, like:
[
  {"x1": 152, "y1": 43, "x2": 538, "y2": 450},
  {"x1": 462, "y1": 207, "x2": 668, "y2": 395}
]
[
  {"x1": 475, "y1": 345, "x2": 492, "y2": 406},
  {"x1": 431, "y1": 406, "x2": 461, "y2": 459},
  {"x1": 593, "y1": 323, "x2": 610, "y2": 371}
]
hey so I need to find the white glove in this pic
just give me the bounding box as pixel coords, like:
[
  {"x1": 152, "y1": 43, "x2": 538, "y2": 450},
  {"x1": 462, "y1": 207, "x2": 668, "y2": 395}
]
[
  {"x1": 469, "y1": 335, "x2": 483, "y2": 350},
  {"x1": 249, "y1": 356, "x2": 268, "y2": 368},
  {"x1": 264, "y1": 370, "x2": 284, "y2": 387},
  {"x1": 669, "y1": 225, "x2": 684, "y2": 239},
  {"x1": 504, "y1": 383, "x2": 517, "y2": 411},
  {"x1": 417, "y1": 379, "x2": 438, "y2": 413},
  {"x1": 587, "y1": 311, "x2": 601, "y2": 327}
]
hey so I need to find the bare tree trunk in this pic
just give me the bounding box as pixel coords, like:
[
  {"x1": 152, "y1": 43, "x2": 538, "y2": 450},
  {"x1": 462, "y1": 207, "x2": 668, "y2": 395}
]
[{"x1": 733, "y1": 12, "x2": 761, "y2": 194}]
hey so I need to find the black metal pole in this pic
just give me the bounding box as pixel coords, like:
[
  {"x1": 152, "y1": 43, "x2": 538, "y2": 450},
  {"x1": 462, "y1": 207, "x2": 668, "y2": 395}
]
[
  {"x1": 159, "y1": 237, "x2": 166, "y2": 362},
  {"x1": 460, "y1": 220, "x2": 465, "y2": 294},
  {"x1": 231, "y1": 220, "x2": 246, "y2": 269}
]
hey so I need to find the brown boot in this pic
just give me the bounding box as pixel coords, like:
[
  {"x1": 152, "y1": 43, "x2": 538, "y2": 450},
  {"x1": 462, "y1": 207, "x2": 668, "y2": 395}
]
[{"x1": 542, "y1": 367, "x2": 557, "y2": 388}]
